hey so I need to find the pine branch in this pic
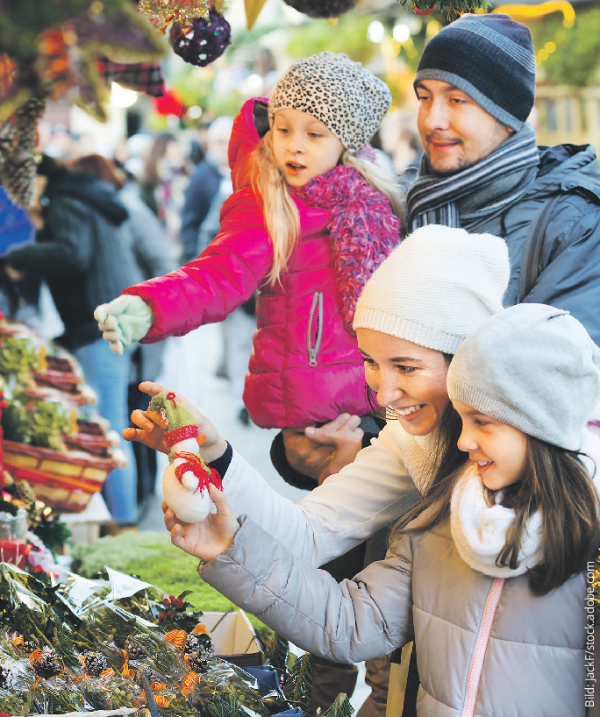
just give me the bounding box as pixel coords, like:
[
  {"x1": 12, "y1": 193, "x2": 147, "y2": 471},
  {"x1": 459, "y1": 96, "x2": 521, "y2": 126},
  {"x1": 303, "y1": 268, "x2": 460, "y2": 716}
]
[
  {"x1": 265, "y1": 633, "x2": 289, "y2": 672},
  {"x1": 284, "y1": 652, "x2": 315, "y2": 711},
  {"x1": 320, "y1": 693, "x2": 354, "y2": 717}
]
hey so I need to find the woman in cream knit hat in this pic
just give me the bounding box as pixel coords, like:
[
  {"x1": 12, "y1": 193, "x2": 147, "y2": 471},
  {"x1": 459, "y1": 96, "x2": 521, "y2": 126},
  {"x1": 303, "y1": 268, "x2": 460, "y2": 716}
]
[
  {"x1": 124, "y1": 226, "x2": 509, "y2": 712},
  {"x1": 128, "y1": 224, "x2": 509, "y2": 711}
]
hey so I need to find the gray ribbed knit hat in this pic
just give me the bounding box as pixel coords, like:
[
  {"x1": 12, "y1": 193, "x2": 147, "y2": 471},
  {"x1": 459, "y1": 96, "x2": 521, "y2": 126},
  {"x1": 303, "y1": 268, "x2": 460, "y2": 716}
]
[
  {"x1": 415, "y1": 14, "x2": 535, "y2": 131},
  {"x1": 268, "y1": 52, "x2": 391, "y2": 154},
  {"x1": 447, "y1": 304, "x2": 600, "y2": 451},
  {"x1": 353, "y1": 225, "x2": 509, "y2": 354}
]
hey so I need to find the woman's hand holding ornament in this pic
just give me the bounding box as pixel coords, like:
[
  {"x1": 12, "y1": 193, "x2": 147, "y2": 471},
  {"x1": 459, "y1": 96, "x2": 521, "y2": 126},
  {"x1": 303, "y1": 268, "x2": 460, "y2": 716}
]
[{"x1": 162, "y1": 486, "x2": 239, "y2": 561}]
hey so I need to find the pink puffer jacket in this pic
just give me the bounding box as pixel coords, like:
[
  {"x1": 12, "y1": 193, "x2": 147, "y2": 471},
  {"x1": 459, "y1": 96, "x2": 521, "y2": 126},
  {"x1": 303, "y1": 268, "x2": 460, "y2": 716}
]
[{"x1": 124, "y1": 98, "x2": 377, "y2": 428}]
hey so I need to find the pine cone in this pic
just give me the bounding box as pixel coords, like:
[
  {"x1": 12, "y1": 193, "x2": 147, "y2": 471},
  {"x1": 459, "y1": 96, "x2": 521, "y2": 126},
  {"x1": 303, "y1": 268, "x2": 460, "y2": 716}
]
[
  {"x1": 32, "y1": 650, "x2": 63, "y2": 679},
  {"x1": 0, "y1": 96, "x2": 46, "y2": 207},
  {"x1": 83, "y1": 651, "x2": 108, "y2": 677},
  {"x1": 20, "y1": 639, "x2": 40, "y2": 655},
  {"x1": 135, "y1": 666, "x2": 165, "y2": 686},
  {"x1": 187, "y1": 651, "x2": 209, "y2": 674},
  {"x1": 0, "y1": 663, "x2": 14, "y2": 689},
  {"x1": 184, "y1": 633, "x2": 199, "y2": 655},
  {"x1": 124, "y1": 636, "x2": 146, "y2": 660},
  {"x1": 15, "y1": 98, "x2": 46, "y2": 153},
  {"x1": 196, "y1": 633, "x2": 214, "y2": 653}
]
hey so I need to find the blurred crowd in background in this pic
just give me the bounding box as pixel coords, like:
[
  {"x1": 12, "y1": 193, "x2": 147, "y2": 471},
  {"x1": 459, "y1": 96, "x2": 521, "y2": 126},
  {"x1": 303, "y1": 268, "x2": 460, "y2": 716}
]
[{"x1": 0, "y1": 108, "x2": 422, "y2": 525}]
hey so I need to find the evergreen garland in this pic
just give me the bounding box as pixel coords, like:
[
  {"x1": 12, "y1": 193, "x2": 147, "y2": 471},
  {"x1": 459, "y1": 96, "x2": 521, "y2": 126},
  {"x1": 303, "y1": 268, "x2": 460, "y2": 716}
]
[
  {"x1": 284, "y1": 652, "x2": 315, "y2": 713},
  {"x1": 319, "y1": 693, "x2": 354, "y2": 717},
  {"x1": 403, "y1": 0, "x2": 490, "y2": 20},
  {"x1": 265, "y1": 633, "x2": 289, "y2": 673}
]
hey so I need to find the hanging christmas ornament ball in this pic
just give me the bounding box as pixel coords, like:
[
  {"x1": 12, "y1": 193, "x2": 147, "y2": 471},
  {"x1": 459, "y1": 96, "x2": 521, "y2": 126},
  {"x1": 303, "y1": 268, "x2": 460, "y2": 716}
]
[
  {"x1": 282, "y1": 0, "x2": 358, "y2": 19},
  {"x1": 170, "y1": 8, "x2": 232, "y2": 67}
]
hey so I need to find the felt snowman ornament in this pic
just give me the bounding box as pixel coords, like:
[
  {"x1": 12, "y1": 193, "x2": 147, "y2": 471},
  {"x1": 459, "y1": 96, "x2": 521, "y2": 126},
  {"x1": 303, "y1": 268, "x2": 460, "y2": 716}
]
[{"x1": 147, "y1": 392, "x2": 222, "y2": 523}]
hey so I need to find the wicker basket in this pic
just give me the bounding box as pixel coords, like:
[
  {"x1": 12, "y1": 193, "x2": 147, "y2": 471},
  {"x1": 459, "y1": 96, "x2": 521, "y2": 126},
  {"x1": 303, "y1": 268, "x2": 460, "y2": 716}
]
[{"x1": 2, "y1": 439, "x2": 117, "y2": 512}]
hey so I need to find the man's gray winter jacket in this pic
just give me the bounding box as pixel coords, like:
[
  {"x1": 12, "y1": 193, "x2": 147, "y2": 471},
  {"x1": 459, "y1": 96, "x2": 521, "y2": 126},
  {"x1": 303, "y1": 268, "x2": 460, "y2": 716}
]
[{"x1": 455, "y1": 144, "x2": 600, "y2": 346}]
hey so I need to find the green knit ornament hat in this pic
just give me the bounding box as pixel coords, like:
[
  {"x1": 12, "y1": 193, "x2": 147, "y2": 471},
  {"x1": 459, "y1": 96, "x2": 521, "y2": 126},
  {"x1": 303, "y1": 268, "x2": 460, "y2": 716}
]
[{"x1": 148, "y1": 392, "x2": 199, "y2": 448}]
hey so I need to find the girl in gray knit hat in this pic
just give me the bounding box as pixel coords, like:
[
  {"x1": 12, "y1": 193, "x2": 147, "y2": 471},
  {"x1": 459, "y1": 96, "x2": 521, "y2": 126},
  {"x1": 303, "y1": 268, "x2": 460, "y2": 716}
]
[{"x1": 174, "y1": 302, "x2": 600, "y2": 716}]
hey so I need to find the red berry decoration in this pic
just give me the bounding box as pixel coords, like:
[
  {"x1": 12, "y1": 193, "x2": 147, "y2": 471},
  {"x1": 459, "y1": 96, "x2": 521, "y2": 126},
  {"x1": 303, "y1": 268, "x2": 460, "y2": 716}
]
[
  {"x1": 170, "y1": 8, "x2": 232, "y2": 67},
  {"x1": 163, "y1": 598, "x2": 170, "y2": 606},
  {"x1": 413, "y1": 1, "x2": 436, "y2": 15},
  {"x1": 159, "y1": 613, "x2": 165, "y2": 619},
  {"x1": 167, "y1": 610, "x2": 173, "y2": 616}
]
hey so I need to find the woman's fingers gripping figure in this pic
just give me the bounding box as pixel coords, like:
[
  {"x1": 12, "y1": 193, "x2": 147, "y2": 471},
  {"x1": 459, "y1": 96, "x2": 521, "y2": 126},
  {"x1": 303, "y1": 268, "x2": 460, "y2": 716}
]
[
  {"x1": 162, "y1": 485, "x2": 239, "y2": 562},
  {"x1": 122, "y1": 382, "x2": 227, "y2": 461}
]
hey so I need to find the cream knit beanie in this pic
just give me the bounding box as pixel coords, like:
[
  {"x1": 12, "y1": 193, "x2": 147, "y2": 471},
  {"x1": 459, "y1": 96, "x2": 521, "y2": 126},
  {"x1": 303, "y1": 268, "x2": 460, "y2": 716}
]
[
  {"x1": 447, "y1": 304, "x2": 600, "y2": 451},
  {"x1": 353, "y1": 225, "x2": 509, "y2": 354}
]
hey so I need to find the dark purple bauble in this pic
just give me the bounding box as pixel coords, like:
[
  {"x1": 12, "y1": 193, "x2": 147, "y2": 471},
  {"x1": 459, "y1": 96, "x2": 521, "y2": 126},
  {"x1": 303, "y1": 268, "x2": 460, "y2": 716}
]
[
  {"x1": 282, "y1": 0, "x2": 357, "y2": 18},
  {"x1": 170, "y1": 8, "x2": 232, "y2": 67}
]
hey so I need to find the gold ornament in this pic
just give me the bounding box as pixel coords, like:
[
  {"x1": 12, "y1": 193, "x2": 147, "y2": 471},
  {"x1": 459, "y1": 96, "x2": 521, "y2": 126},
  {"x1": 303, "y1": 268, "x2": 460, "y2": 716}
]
[
  {"x1": 244, "y1": 0, "x2": 268, "y2": 29},
  {"x1": 138, "y1": 0, "x2": 210, "y2": 32}
]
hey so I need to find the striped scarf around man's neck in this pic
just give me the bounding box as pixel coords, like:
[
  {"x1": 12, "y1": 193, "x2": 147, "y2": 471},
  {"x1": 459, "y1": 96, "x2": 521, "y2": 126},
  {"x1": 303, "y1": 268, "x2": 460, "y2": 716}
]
[{"x1": 406, "y1": 122, "x2": 540, "y2": 232}]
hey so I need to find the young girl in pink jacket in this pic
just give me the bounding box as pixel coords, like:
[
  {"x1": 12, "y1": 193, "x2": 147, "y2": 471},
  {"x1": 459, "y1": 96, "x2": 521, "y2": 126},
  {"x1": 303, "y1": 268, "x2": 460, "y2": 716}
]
[{"x1": 95, "y1": 52, "x2": 402, "y2": 430}]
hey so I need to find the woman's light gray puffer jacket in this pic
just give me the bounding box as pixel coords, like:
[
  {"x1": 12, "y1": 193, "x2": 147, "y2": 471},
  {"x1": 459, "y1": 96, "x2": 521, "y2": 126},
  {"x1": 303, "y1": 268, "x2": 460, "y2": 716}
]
[
  {"x1": 202, "y1": 515, "x2": 585, "y2": 717},
  {"x1": 201, "y1": 427, "x2": 600, "y2": 717}
]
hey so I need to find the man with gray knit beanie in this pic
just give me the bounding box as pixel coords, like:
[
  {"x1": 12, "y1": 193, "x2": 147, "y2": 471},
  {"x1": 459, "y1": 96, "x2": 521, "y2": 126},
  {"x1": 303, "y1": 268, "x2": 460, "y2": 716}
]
[{"x1": 405, "y1": 12, "x2": 600, "y2": 347}]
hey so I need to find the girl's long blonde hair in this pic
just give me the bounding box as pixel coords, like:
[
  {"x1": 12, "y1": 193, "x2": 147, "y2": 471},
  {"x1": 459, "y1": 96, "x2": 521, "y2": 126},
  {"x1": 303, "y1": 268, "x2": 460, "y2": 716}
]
[{"x1": 250, "y1": 130, "x2": 405, "y2": 285}]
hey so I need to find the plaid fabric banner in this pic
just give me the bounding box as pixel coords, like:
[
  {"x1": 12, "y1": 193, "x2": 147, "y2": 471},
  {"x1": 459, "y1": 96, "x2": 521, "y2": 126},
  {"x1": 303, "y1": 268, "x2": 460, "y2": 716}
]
[{"x1": 97, "y1": 58, "x2": 165, "y2": 97}]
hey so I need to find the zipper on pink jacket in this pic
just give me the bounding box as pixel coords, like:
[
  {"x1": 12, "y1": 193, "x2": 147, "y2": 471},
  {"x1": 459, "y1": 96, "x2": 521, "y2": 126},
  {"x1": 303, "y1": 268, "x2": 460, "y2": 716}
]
[
  {"x1": 307, "y1": 291, "x2": 324, "y2": 366},
  {"x1": 461, "y1": 577, "x2": 505, "y2": 717}
]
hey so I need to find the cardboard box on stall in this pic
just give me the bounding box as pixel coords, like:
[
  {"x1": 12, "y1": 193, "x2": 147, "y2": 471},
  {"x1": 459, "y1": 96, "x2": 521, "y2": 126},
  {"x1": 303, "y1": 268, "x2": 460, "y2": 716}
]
[{"x1": 201, "y1": 611, "x2": 265, "y2": 667}]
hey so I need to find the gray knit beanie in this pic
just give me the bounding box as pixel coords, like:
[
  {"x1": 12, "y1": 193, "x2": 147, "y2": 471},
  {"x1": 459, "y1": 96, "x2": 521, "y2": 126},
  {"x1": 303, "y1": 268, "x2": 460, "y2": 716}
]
[
  {"x1": 415, "y1": 14, "x2": 535, "y2": 131},
  {"x1": 353, "y1": 225, "x2": 509, "y2": 354},
  {"x1": 268, "y1": 52, "x2": 391, "y2": 154},
  {"x1": 447, "y1": 304, "x2": 600, "y2": 451}
]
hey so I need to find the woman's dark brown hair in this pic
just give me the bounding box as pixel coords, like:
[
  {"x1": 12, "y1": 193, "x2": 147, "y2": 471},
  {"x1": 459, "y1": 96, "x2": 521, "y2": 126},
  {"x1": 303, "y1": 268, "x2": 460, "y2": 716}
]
[
  {"x1": 68, "y1": 154, "x2": 125, "y2": 190},
  {"x1": 393, "y1": 433, "x2": 600, "y2": 596}
]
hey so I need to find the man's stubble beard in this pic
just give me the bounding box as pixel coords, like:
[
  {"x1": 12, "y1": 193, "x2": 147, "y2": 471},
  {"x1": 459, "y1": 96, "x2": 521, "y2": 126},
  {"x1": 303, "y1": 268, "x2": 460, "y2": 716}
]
[{"x1": 427, "y1": 152, "x2": 477, "y2": 177}]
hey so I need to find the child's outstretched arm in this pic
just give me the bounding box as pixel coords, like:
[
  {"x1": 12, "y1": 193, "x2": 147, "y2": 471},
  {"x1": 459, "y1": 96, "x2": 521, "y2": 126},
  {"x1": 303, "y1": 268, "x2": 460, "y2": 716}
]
[
  {"x1": 95, "y1": 296, "x2": 154, "y2": 355},
  {"x1": 95, "y1": 202, "x2": 273, "y2": 350},
  {"x1": 199, "y1": 515, "x2": 414, "y2": 665}
]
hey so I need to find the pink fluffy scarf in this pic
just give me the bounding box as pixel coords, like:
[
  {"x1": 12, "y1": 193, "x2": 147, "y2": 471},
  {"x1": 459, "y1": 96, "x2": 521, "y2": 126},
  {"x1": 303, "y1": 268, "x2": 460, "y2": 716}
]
[{"x1": 293, "y1": 156, "x2": 401, "y2": 333}]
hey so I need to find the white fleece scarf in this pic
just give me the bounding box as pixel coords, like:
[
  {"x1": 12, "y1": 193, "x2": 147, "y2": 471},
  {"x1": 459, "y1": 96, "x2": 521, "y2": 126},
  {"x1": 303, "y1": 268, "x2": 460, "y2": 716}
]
[
  {"x1": 392, "y1": 421, "x2": 442, "y2": 496},
  {"x1": 450, "y1": 428, "x2": 600, "y2": 578}
]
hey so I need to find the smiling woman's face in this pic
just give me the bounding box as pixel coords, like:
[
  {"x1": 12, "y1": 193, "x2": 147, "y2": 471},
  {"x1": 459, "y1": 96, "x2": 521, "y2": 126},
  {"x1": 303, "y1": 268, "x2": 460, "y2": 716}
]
[{"x1": 356, "y1": 328, "x2": 451, "y2": 436}]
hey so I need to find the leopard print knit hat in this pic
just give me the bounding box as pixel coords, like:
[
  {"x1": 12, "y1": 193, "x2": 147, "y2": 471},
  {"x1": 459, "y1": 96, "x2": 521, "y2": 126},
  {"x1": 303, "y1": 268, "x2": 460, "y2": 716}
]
[{"x1": 268, "y1": 52, "x2": 391, "y2": 154}]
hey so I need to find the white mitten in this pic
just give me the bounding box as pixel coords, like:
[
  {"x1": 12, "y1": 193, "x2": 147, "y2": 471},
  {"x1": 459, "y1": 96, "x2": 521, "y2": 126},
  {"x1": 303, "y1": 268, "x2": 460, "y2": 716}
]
[{"x1": 94, "y1": 295, "x2": 154, "y2": 355}]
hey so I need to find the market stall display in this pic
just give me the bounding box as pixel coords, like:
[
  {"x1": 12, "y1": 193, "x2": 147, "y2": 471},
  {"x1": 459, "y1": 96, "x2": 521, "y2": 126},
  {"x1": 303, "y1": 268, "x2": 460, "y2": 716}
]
[
  {"x1": 0, "y1": 317, "x2": 125, "y2": 514},
  {"x1": 0, "y1": 563, "x2": 307, "y2": 717}
]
